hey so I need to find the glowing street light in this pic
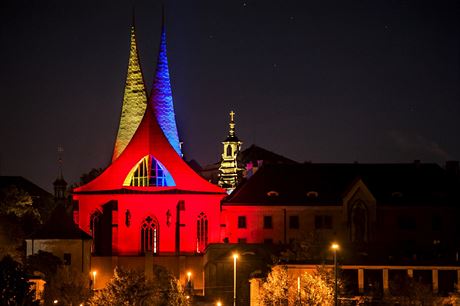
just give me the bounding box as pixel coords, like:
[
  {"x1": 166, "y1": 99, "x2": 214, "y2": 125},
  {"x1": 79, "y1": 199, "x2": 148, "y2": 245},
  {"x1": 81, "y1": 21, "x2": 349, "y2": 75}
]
[
  {"x1": 233, "y1": 253, "x2": 238, "y2": 306},
  {"x1": 53, "y1": 300, "x2": 58, "y2": 304},
  {"x1": 217, "y1": 301, "x2": 222, "y2": 306},
  {"x1": 331, "y1": 243, "x2": 340, "y2": 306},
  {"x1": 92, "y1": 271, "x2": 97, "y2": 290},
  {"x1": 187, "y1": 271, "x2": 192, "y2": 282}
]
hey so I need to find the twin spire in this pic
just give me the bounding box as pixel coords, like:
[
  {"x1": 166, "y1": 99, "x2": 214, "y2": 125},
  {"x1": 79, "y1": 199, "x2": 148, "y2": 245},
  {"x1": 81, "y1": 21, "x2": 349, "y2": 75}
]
[{"x1": 112, "y1": 16, "x2": 181, "y2": 162}]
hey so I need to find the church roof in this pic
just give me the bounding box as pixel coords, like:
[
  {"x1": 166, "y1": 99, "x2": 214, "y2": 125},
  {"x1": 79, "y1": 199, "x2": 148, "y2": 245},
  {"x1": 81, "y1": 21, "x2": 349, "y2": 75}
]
[
  {"x1": 223, "y1": 162, "x2": 460, "y2": 206},
  {"x1": 239, "y1": 144, "x2": 298, "y2": 166},
  {"x1": 74, "y1": 22, "x2": 224, "y2": 195},
  {"x1": 29, "y1": 204, "x2": 92, "y2": 240},
  {"x1": 149, "y1": 23, "x2": 181, "y2": 156},
  {"x1": 112, "y1": 25, "x2": 148, "y2": 161}
]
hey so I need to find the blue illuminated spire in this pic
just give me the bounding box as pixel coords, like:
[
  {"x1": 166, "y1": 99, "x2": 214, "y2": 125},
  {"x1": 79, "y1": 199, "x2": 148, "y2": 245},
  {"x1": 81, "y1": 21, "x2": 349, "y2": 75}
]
[{"x1": 149, "y1": 17, "x2": 182, "y2": 156}]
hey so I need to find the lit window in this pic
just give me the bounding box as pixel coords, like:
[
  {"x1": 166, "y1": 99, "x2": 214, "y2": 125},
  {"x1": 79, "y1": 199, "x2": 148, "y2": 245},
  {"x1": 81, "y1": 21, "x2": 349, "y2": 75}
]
[
  {"x1": 263, "y1": 216, "x2": 273, "y2": 229},
  {"x1": 238, "y1": 216, "x2": 247, "y2": 229},
  {"x1": 124, "y1": 155, "x2": 175, "y2": 187},
  {"x1": 141, "y1": 216, "x2": 159, "y2": 254},
  {"x1": 196, "y1": 212, "x2": 208, "y2": 253}
]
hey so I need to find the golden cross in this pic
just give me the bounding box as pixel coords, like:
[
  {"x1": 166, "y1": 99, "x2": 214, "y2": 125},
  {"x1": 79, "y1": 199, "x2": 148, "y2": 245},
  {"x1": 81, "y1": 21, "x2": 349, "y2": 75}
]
[{"x1": 230, "y1": 111, "x2": 235, "y2": 121}]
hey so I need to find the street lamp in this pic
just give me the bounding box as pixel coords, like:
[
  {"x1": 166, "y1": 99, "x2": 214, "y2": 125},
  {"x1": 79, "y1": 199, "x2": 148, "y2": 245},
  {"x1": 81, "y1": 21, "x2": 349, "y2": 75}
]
[
  {"x1": 217, "y1": 301, "x2": 222, "y2": 306},
  {"x1": 186, "y1": 271, "x2": 192, "y2": 295},
  {"x1": 92, "y1": 271, "x2": 97, "y2": 290},
  {"x1": 331, "y1": 243, "x2": 339, "y2": 306},
  {"x1": 233, "y1": 253, "x2": 238, "y2": 306}
]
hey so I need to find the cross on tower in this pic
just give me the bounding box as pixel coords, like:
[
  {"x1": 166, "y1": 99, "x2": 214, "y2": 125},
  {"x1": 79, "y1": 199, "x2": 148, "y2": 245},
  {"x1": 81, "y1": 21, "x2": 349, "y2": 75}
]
[{"x1": 230, "y1": 111, "x2": 235, "y2": 122}]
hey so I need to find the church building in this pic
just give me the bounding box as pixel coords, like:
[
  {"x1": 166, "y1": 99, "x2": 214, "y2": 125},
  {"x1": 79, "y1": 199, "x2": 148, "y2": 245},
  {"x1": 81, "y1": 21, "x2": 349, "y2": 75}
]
[{"x1": 72, "y1": 20, "x2": 226, "y2": 289}]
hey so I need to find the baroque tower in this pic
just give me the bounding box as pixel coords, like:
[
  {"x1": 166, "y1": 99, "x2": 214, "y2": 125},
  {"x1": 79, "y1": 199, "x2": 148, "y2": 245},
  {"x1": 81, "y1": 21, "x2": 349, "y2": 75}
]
[{"x1": 218, "y1": 111, "x2": 243, "y2": 192}]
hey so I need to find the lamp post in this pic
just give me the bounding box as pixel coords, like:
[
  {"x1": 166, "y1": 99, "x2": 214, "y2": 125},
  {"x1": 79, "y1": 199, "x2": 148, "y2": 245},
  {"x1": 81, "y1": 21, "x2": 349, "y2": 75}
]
[
  {"x1": 331, "y1": 243, "x2": 339, "y2": 306},
  {"x1": 233, "y1": 253, "x2": 238, "y2": 306}
]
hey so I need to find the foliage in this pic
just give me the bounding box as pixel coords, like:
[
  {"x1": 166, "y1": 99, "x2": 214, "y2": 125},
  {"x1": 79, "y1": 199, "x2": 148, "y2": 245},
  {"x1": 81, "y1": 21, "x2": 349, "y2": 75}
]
[
  {"x1": 261, "y1": 265, "x2": 294, "y2": 305},
  {"x1": 88, "y1": 265, "x2": 188, "y2": 306},
  {"x1": 298, "y1": 268, "x2": 334, "y2": 306},
  {"x1": 44, "y1": 267, "x2": 91, "y2": 306},
  {"x1": 0, "y1": 185, "x2": 40, "y2": 222},
  {"x1": 26, "y1": 251, "x2": 90, "y2": 306},
  {"x1": 386, "y1": 275, "x2": 435, "y2": 305},
  {"x1": 0, "y1": 185, "x2": 42, "y2": 261},
  {"x1": 80, "y1": 168, "x2": 104, "y2": 185},
  {"x1": 0, "y1": 255, "x2": 38, "y2": 306},
  {"x1": 260, "y1": 265, "x2": 336, "y2": 306},
  {"x1": 26, "y1": 251, "x2": 62, "y2": 278},
  {"x1": 279, "y1": 232, "x2": 324, "y2": 262}
]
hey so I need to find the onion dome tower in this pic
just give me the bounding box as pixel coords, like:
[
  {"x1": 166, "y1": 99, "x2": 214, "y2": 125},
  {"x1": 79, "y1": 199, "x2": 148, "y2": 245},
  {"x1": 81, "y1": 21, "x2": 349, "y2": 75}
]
[{"x1": 218, "y1": 111, "x2": 244, "y2": 192}]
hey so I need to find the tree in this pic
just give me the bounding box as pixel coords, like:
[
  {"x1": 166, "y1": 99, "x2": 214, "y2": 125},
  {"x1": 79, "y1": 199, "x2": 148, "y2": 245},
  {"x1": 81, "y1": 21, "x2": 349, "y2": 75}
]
[
  {"x1": 386, "y1": 274, "x2": 435, "y2": 306},
  {"x1": 260, "y1": 265, "x2": 336, "y2": 306},
  {"x1": 0, "y1": 185, "x2": 40, "y2": 222},
  {"x1": 298, "y1": 268, "x2": 334, "y2": 306},
  {"x1": 0, "y1": 255, "x2": 37, "y2": 306},
  {"x1": 88, "y1": 265, "x2": 188, "y2": 306},
  {"x1": 0, "y1": 185, "x2": 42, "y2": 261},
  {"x1": 26, "y1": 251, "x2": 91, "y2": 306},
  {"x1": 279, "y1": 231, "x2": 325, "y2": 262},
  {"x1": 261, "y1": 265, "x2": 295, "y2": 306}
]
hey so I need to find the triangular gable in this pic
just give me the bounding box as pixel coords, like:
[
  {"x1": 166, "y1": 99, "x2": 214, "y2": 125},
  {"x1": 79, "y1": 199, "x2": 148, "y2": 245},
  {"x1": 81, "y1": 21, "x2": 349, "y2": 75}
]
[{"x1": 75, "y1": 104, "x2": 224, "y2": 194}]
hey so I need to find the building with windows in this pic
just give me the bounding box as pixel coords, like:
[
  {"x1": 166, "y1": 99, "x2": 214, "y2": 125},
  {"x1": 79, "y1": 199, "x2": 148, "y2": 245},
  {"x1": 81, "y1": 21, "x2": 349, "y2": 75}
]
[{"x1": 66, "y1": 16, "x2": 460, "y2": 305}]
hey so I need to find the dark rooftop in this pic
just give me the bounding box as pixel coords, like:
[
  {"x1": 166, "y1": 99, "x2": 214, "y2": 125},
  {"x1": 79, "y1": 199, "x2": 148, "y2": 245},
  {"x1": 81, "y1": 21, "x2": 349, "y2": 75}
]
[{"x1": 224, "y1": 162, "x2": 460, "y2": 206}]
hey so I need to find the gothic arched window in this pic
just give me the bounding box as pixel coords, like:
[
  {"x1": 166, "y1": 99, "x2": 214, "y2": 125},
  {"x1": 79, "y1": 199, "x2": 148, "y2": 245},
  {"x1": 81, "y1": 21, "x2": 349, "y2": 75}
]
[
  {"x1": 124, "y1": 155, "x2": 175, "y2": 187},
  {"x1": 351, "y1": 200, "x2": 368, "y2": 243},
  {"x1": 90, "y1": 210, "x2": 102, "y2": 254},
  {"x1": 141, "y1": 216, "x2": 159, "y2": 255},
  {"x1": 196, "y1": 212, "x2": 208, "y2": 253}
]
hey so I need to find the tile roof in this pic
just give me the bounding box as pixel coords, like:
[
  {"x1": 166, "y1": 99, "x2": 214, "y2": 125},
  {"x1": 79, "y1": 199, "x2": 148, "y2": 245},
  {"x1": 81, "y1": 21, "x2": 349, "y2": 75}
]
[{"x1": 224, "y1": 162, "x2": 460, "y2": 206}]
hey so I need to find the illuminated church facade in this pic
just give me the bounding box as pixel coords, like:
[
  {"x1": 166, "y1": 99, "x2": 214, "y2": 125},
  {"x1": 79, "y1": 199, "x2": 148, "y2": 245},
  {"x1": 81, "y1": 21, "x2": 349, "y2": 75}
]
[{"x1": 71, "y1": 21, "x2": 228, "y2": 289}]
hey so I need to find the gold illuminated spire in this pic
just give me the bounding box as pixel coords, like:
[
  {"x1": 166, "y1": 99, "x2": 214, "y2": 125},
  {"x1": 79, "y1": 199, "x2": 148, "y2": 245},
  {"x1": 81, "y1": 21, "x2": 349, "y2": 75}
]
[{"x1": 112, "y1": 25, "x2": 148, "y2": 161}]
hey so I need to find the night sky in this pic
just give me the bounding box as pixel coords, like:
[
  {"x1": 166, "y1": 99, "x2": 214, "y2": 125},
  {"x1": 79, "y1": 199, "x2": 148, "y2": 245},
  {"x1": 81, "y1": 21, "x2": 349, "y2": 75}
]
[{"x1": 1, "y1": 0, "x2": 459, "y2": 192}]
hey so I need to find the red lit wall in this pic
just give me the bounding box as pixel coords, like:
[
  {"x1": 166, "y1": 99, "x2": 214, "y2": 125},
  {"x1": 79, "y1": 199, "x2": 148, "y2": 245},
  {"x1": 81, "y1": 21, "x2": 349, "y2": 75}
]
[{"x1": 75, "y1": 192, "x2": 223, "y2": 255}]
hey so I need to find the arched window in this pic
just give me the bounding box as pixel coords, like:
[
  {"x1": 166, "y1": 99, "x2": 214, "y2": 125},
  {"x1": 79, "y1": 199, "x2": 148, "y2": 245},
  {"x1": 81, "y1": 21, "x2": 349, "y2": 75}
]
[
  {"x1": 124, "y1": 155, "x2": 175, "y2": 187},
  {"x1": 226, "y1": 145, "x2": 232, "y2": 157},
  {"x1": 196, "y1": 212, "x2": 208, "y2": 253},
  {"x1": 141, "y1": 216, "x2": 159, "y2": 255},
  {"x1": 90, "y1": 211, "x2": 102, "y2": 254}
]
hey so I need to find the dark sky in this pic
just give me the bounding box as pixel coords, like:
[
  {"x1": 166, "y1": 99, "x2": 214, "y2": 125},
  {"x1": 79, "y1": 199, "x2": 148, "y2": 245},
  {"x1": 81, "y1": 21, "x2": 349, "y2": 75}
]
[{"x1": 1, "y1": 0, "x2": 459, "y2": 192}]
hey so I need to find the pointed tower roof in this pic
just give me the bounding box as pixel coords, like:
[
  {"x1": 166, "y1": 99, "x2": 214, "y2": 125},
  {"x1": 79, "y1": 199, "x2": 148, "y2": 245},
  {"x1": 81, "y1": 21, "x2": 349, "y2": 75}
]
[
  {"x1": 112, "y1": 24, "x2": 148, "y2": 161},
  {"x1": 149, "y1": 18, "x2": 182, "y2": 156}
]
